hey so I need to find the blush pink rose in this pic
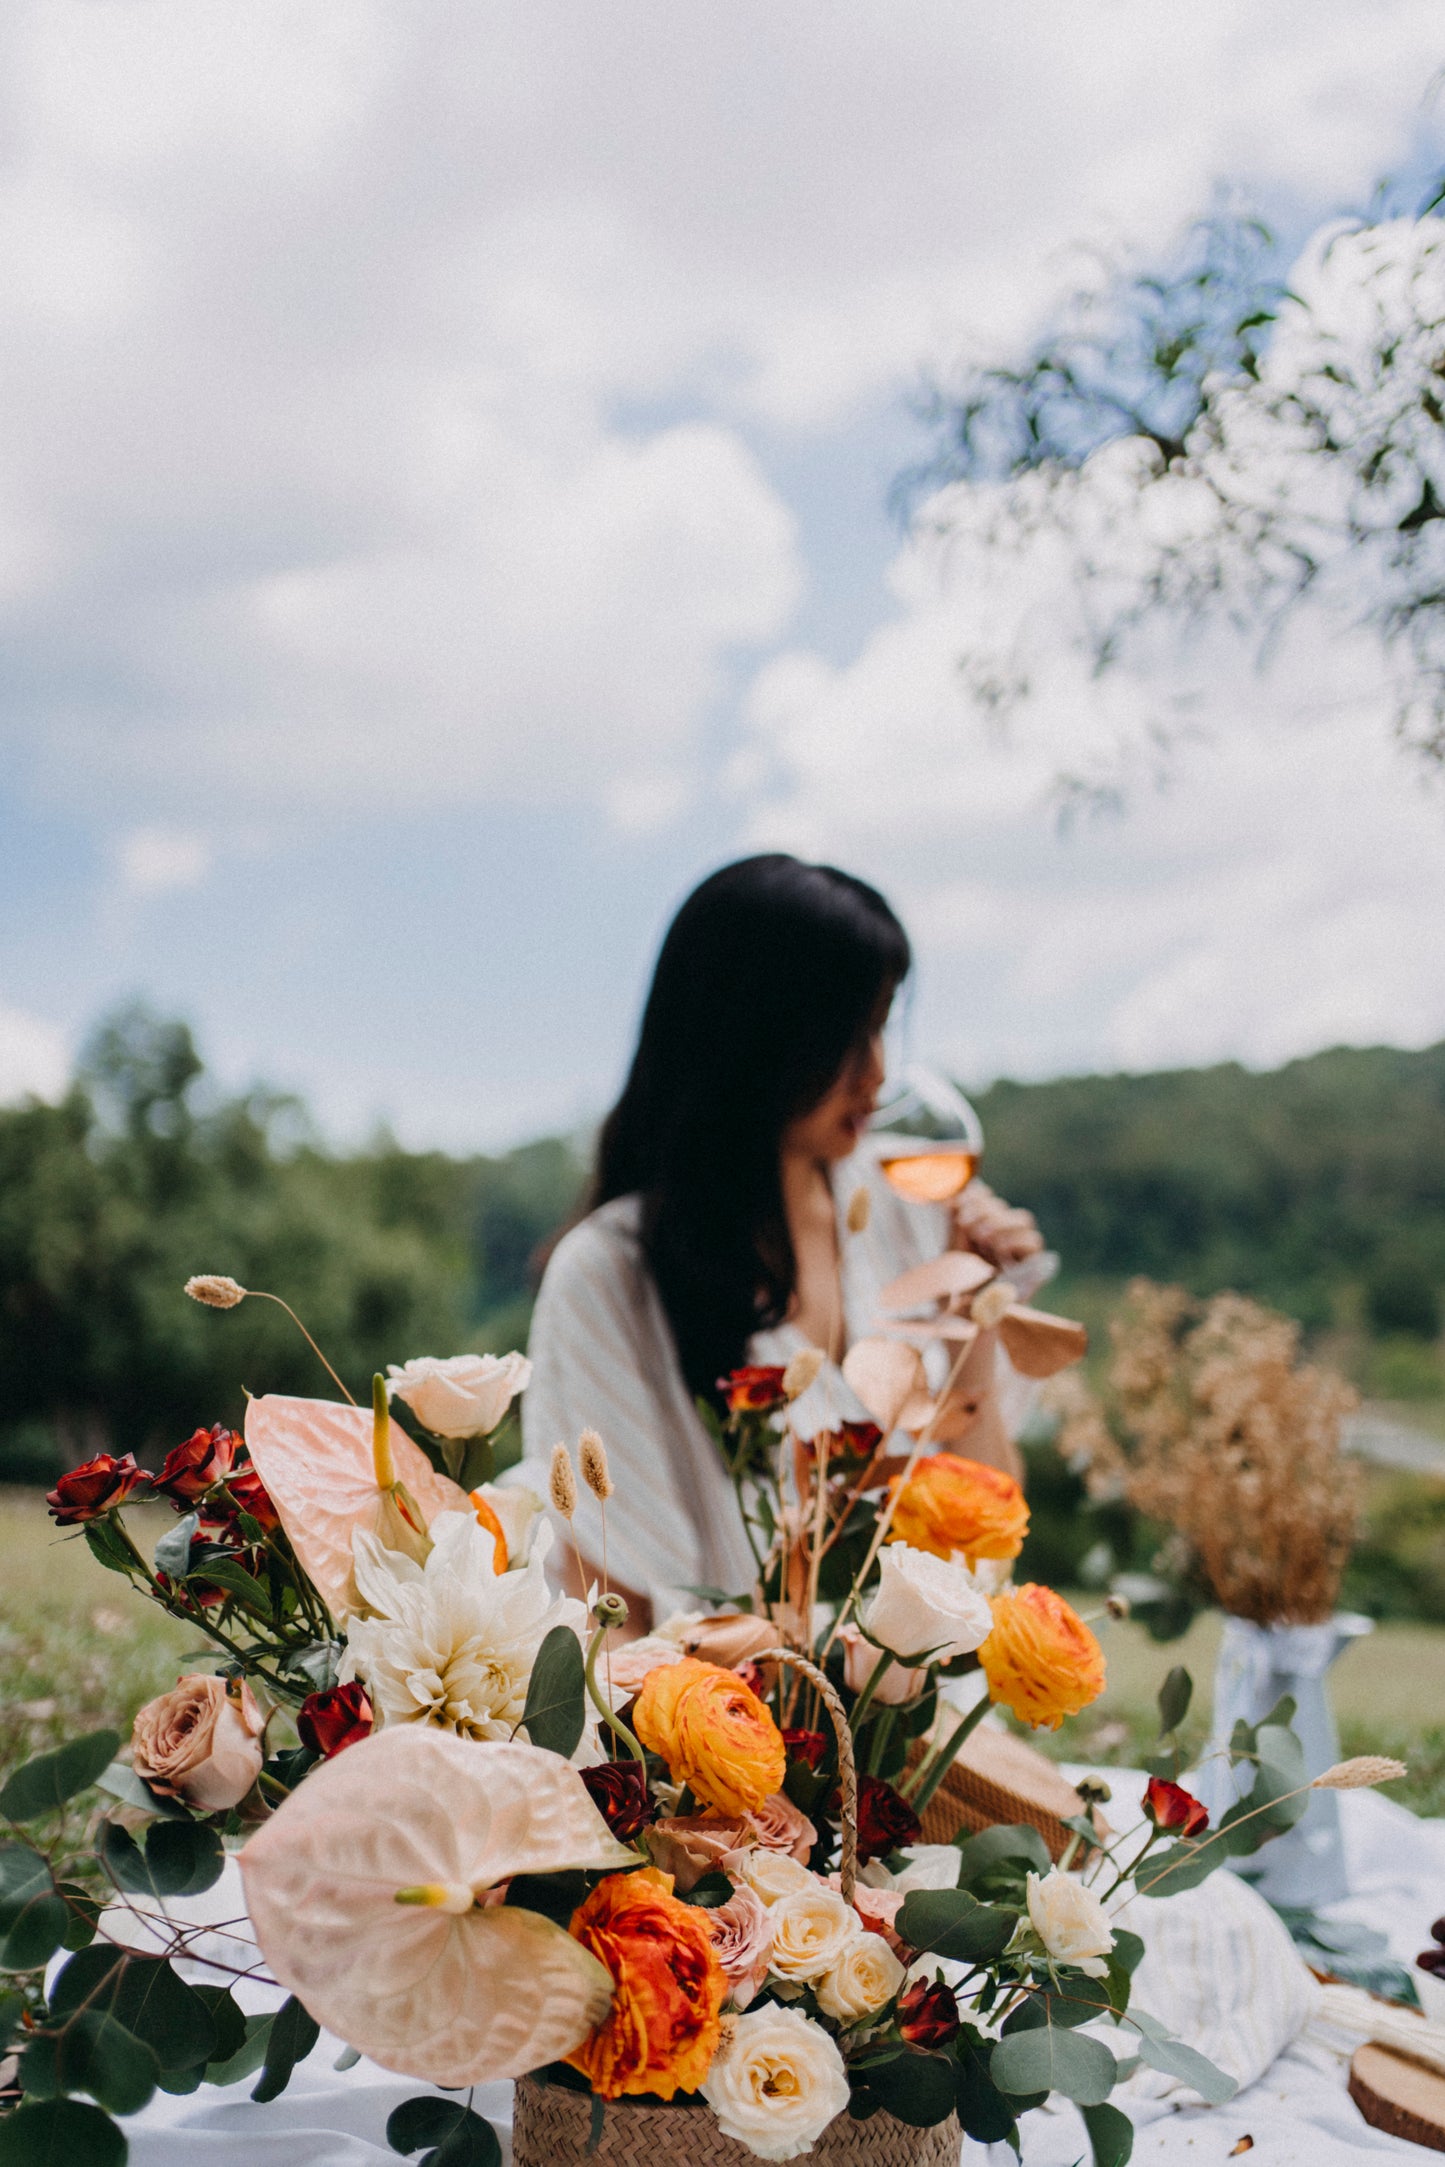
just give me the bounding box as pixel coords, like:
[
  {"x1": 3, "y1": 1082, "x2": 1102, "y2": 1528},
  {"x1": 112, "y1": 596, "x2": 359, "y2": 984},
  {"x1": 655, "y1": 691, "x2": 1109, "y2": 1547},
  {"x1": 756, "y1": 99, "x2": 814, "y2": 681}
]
[
  {"x1": 598, "y1": 1636, "x2": 687, "y2": 1702},
  {"x1": 705, "y1": 1884, "x2": 775, "y2": 2009},
  {"x1": 131, "y1": 1674, "x2": 265, "y2": 1811},
  {"x1": 829, "y1": 1874, "x2": 909, "y2": 1956},
  {"x1": 645, "y1": 1814, "x2": 754, "y2": 1893},
  {"x1": 744, "y1": 1790, "x2": 817, "y2": 1862}
]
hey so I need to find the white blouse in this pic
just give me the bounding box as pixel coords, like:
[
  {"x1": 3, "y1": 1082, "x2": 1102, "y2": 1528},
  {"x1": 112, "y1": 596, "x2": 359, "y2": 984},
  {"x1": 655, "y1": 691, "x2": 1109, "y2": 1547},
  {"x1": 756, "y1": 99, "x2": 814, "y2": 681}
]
[{"x1": 518, "y1": 1135, "x2": 1025, "y2": 1617}]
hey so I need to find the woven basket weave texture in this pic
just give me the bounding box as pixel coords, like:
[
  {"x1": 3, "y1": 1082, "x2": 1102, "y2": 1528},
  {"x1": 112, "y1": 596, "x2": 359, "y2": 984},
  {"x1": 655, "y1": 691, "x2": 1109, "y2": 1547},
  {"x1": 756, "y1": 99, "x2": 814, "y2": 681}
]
[{"x1": 512, "y1": 2076, "x2": 961, "y2": 2166}]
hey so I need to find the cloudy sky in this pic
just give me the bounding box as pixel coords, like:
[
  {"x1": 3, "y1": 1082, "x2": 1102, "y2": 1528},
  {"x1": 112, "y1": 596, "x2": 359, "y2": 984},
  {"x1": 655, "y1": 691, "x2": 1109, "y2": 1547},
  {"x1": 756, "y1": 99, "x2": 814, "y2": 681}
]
[{"x1": 3, "y1": 0, "x2": 1445, "y2": 1147}]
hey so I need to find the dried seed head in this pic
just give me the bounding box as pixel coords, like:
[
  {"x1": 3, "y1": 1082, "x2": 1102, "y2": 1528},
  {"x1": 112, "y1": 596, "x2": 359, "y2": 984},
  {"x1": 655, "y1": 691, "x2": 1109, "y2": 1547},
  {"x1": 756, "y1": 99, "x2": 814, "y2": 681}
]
[
  {"x1": 1311, "y1": 1755, "x2": 1407, "y2": 1790},
  {"x1": 846, "y1": 1186, "x2": 871, "y2": 1235},
  {"x1": 578, "y1": 1428, "x2": 614, "y2": 1501},
  {"x1": 548, "y1": 1441, "x2": 578, "y2": 1518},
  {"x1": 782, "y1": 1347, "x2": 825, "y2": 1400},
  {"x1": 971, "y1": 1278, "x2": 1016, "y2": 1331},
  {"x1": 184, "y1": 1274, "x2": 246, "y2": 1310}
]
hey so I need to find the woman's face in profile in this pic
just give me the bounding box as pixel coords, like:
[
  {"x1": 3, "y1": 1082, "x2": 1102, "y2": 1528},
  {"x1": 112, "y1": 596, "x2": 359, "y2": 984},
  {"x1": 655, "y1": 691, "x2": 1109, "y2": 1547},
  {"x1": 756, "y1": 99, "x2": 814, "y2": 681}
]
[{"x1": 783, "y1": 1027, "x2": 887, "y2": 1164}]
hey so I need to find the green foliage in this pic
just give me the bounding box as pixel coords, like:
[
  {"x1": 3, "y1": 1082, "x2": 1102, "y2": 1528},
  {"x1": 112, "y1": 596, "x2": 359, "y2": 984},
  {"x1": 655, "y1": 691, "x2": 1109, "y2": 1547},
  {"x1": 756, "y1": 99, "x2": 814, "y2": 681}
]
[
  {"x1": 387, "y1": 2097, "x2": 503, "y2": 2164},
  {"x1": 0, "y1": 2098, "x2": 127, "y2": 2166},
  {"x1": 0, "y1": 1733, "x2": 119, "y2": 1823},
  {"x1": 520, "y1": 1624, "x2": 587, "y2": 1760},
  {"x1": 250, "y1": 1994, "x2": 320, "y2": 2103}
]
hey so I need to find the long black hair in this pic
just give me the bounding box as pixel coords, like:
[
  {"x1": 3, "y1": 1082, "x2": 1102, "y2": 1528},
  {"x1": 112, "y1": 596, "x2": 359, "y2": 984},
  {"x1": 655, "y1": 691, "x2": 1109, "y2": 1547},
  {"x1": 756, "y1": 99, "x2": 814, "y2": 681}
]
[{"x1": 592, "y1": 854, "x2": 910, "y2": 1405}]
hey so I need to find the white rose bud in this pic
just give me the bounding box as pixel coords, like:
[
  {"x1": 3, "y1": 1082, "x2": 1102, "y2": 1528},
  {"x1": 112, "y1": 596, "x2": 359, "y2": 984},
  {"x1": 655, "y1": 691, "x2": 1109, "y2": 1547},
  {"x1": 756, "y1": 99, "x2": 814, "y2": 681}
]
[
  {"x1": 767, "y1": 1885, "x2": 863, "y2": 1982},
  {"x1": 702, "y1": 2006, "x2": 851, "y2": 2161},
  {"x1": 1025, "y1": 1869, "x2": 1115, "y2": 1978},
  {"x1": 387, "y1": 1353, "x2": 532, "y2": 1440},
  {"x1": 863, "y1": 1542, "x2": 994, "y2": 1663},
  {"x1": 839, "y1": 1623, "x2": 928, "y2": 1705},
  {"x1": 814, "y1": 1931, "x2": 905, "y2": 2024}
]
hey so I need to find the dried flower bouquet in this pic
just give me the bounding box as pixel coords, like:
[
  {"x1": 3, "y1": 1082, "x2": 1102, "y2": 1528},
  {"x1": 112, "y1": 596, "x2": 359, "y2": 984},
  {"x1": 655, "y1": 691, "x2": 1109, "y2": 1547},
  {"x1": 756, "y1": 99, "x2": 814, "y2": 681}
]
[{"x1": 0, "y1": 1275, "x2": 1402, "y2": 2167}]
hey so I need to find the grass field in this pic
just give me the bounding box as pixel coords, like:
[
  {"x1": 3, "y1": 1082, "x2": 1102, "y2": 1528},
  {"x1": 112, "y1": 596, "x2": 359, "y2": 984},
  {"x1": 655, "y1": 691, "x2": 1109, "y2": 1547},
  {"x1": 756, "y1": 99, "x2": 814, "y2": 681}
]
[{"x1": 2, "y1": 1489, "x2": 1442, "y2": 1817}]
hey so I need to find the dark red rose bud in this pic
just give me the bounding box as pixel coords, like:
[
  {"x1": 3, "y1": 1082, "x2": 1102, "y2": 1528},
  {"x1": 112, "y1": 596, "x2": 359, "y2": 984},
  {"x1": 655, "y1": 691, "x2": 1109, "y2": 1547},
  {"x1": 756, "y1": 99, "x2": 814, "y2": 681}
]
[
  {"x1": 719, "y1": 1366, "x2": 789, "y2": 1413},
  {"x1": 212, "y1": 1463, "x2": 281, "y2": 1534},
  {"x1": 1417, "y1": 1947, "x2": 1445, "y2": 1976},
  {"x1": 853, "y1": 1775, "x2": 922, "y2": 1867},
  {"x1": 297, "y1": 1682, "x2": 374, "y2": 1759},
  {"x1": 897, "y1": 1976, "x2": 961, "y2": 2049},
  {"x1": 828, "y1": 1421, "x2": 884, "y2": 1463},
  {"x1": 1431, "y1": 1916, "x2": 1445, "y2": 1946},
  {"x1": 155, "y1": 1424, "x2": 238, "y2": 1508},
  {"x1": 46, "y1": 1452, "x2": 149, "y2": 1525},
  {"x1": 783, "y1": 1728, "x2": 828, "y2": 1772},
  {"x1": 1144, "y1": 1775, "x2": 1209, "y2": 1839},
  {"x1": 580, "y1": 1759, "x2": 655, "y2": 1842}
]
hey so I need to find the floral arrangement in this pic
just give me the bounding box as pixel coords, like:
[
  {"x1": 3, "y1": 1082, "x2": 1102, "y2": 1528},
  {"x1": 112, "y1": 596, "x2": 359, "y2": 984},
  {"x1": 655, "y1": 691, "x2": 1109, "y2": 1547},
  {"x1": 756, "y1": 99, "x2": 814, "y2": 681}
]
[
  {"x1": 1051, "y1": 1279, "x2": 1362, "y2": 1630},
  {"x1": 0, "y1": 1272, "x2": 1401, "y2": 2167}
]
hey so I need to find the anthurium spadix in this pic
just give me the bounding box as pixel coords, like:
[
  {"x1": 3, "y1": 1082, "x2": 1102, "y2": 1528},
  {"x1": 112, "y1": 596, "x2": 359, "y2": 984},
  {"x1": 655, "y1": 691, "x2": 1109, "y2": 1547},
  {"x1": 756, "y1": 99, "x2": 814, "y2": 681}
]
[
  {"x1": 243, "y1": 1390, "x2": 468, "y2": 1620},
  {"x1": 240, "y1": 1728, "x2": 635, "y2": 2086}
]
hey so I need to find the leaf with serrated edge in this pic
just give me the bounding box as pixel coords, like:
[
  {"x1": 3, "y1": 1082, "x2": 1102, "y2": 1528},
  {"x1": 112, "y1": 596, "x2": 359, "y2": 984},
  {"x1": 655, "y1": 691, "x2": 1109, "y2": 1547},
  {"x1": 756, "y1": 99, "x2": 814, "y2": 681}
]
[{"x1": 239, "y1": 1727, "x2": 632, "y2": 2086}]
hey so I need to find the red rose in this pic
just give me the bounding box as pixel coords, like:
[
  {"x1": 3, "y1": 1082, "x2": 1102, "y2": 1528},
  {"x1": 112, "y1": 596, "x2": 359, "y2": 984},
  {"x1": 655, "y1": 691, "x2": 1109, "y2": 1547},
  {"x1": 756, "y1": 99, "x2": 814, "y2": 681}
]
[
  {"x1": 822, "y1": 1421, "x2": 884, "y2": 1464},
  {"x1": 783, "y1": 1728, "x2": 828, "y2": 1771},
  {"x1": 581, "y1": 1758, "x2": 655, "y2": 1842},
  {"x1": 46, "y1": 1452, "x2": 149, "y2": 1525},
  {"x1": 155, "y1": 1425, "x2": 238, "y2": 1508},
  {"x1": 297, "y1": 1682, "x2": 374, "y2": 1759},
  {"x1": 897, "y1": 1977, "x2": 961, "y2": 2048},
  {"x1": 212, "y1": 1463, "x2": 281, "y2": 1534},
  {"x1": 1144, "y1": 1775, "x2": 1209, "y2": 1839},
  {"x1": 854, "y1": 1774, "x2": 922, "y2": 1867},
  {"x1": 720, "y1": 1366, "x2": 788, "y2": 1413}
]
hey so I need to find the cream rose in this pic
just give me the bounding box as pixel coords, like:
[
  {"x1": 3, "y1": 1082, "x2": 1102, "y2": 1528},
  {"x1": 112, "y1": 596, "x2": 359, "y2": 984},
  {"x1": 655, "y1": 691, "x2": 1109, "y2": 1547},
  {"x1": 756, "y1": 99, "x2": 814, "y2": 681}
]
[
  {"x1": 701, "y1": 2006, "x2": 851, "y2": 2162},
  {"x1": 839, "y1": 1623, "x2": 929, "y2": 1705},
  {"x1": 131, "y1": 1674, "x2": 264, "y2": 1811},
  {"x1": 863, "y1": 1543, "x2": 993, "y2": 1663},
  {"x1": 744, "y1": 1790, "x2": 816, "y2": 1862},
  {"x1": 814, "y1": 1930, "x2": 906, "y2": 2024},
  {"x1": 1025, "y1": 1869, "x2": 1115, "y2": 1978},
  {"x1": 705, "y1": 1884, "x2": 775, "y2": 2010},
  {"x1": 767, "y1": 1885, "x2": 862, "y2": 1982},
  {"x1": 387, "y1": 1352, "x2": 531, "y2": 1439},
  {"x1": 734, "y1": 1850, "x2": 815, "y2": 1906}
]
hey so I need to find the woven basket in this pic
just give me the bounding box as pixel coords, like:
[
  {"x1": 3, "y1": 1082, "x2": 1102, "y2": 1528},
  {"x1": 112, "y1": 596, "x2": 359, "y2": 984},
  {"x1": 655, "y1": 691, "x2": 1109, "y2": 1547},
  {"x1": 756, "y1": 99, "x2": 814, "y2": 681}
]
[
  {"x1": 913, "y1": 1721, "x2": 1091, "y2": 1860},
  {"x1": 512, "y1": 2076, "x2": 961, "y2": 2166}
]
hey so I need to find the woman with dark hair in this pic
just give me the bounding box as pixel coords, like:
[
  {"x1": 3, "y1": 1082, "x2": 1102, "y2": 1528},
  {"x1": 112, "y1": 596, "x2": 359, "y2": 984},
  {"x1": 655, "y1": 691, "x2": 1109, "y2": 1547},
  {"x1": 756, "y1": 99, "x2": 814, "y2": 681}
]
[{"x1": 520, "y1": 853, "x2": 1044, "y2": 1625}]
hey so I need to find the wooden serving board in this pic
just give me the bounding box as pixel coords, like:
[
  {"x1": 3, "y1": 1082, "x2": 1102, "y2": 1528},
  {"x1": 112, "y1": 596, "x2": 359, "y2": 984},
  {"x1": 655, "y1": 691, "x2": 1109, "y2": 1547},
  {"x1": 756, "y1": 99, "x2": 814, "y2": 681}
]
[{"x1": 1350, "y1": 2041, "x2": 1445, "y2": 2152}]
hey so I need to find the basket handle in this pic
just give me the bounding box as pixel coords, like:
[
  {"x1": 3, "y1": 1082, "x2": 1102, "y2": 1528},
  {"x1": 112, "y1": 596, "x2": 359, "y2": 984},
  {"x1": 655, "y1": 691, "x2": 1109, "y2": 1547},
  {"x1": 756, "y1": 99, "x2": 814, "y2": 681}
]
[{"x1": 758, "y1": 1647, "x2": 856, "y2": 1903}]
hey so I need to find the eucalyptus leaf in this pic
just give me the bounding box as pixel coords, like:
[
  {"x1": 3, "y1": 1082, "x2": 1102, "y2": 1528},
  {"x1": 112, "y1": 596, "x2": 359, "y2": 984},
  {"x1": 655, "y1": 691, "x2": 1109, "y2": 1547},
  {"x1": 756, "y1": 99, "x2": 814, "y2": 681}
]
[
  {"x1": 1081, "y1": 2099, "x2": 1135, "y2": 2167},
  {"x1": 849, "y1": 2048, "x2": 957, "y2": 2128},
  {"x1": 0, "y1": 1732, "x2": 120, "y2": 1823},
  {"x1": 954, "y1": 1824, "x2": 1052, "y2": 1884},
  {"x1": 153, "y1": 1513, "x2": 200, "y2": 1578},
  {"x1": 95, "y1": 1761, "x2": 190, "y2": 1819},
  {"x1": 50, "y1": 1947, "x2": 217, "y2": 2072},
  {"x1": 205, "y1": 2011, "x2": 275, "y2": 2086},
  {"x1": 21, "y1": 2009, "x2": 160, "y2": 2115},
  {"x1": 100, "y1": 1820, "x2": 223, "y2": 1899},
  {"x1": 251, "y1": 1993, "x2": 319, "y2": 2103},
  {"x1": 1156, "y1": 1666, "x2": 1192, "y2": 1736},
  {"x1": 0, "y1": 2098, "x2": 128, "y2": 2167},
  {"x1": 991, "y1": 2023, "x2": 1118, "y2": 2105},
  {"x1": 898, "y1": 1887, "x2": 1019, "y2": 1961},
  {"x1": 1129, "y1": 2008, "x2": 1237, "y2": 2103},
  {"x1": 387, "y1": 2094, "x2": 504, "y2": 2162},
  {"x1": 954, "y1": 2028, "x2": 1024, "y2": 2144},
  {"x1": 520, "y1": 1626, "x2": 586, "y2": 1760}
]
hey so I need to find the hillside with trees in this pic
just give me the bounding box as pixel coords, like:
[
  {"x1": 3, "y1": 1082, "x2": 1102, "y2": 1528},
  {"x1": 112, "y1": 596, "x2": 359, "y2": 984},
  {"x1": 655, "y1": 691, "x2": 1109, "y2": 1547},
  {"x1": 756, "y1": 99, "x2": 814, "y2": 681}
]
[{"x1": 1, "y1": 1008, "x2": 1441, "y2": 1480}]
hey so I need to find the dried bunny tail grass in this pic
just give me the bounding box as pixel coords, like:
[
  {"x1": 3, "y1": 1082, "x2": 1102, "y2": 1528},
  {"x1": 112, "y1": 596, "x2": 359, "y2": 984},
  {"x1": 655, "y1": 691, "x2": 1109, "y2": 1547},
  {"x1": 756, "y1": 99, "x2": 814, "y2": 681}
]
[
  {"x1": 185, "y1": 1274, "x2": 246, "y2": 1309},
  {"x1": 782, "y1": 1346, "x2": 824, "y2": 1399},
  {"x1": 846, "y1": 1185, "x2": 871, "y2": 1235},
  {"x1": 548, "y1": 1441, "x2": 578, "y2": 1518},
  {"x1": 1312, "y1": 1756, "x2": 1407, "y2": 1790},
  {"x1": 577, "y1": 1429, "x2": 613, "y2": 1502}
]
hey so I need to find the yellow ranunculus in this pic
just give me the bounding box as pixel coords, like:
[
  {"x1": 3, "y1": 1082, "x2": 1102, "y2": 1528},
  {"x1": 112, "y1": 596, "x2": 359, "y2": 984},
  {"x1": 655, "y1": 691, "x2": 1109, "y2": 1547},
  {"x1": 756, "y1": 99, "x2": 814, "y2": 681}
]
[
  {"x1": 979, "y1": 1583, "x2": 1106, "y2": 1731},
  {"x1": 886, "y1": 1453, "x2": 1029, "y2": 1566},
  {"x1": 633, "y1": 1657, "x2": 786, "y2": 1816}
]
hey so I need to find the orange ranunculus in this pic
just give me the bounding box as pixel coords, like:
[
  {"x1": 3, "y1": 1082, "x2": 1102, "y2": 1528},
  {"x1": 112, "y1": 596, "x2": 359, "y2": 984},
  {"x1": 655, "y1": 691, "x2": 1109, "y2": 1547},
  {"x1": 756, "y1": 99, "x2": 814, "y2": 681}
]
[
  {"x1": 633, "y1": 1658, "x2": 786, "y2": 1817},
  {"x1": 566, "y1": 1867, "x2": 725, "y2": 2099},
  {"x1": 979, "y1": 1583, "x2": 1106, "y2": 1731},
  {"x1": 885, "y1": 1452, "x2": 1029, "y2": 1565}
]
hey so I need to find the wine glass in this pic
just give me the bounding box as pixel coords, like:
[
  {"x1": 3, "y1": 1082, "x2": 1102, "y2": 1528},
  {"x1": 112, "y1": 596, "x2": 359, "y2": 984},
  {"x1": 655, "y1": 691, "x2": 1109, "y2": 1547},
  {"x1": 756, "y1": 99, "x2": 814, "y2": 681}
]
[{"x1": 868, "y1": 1064, "x2": 984, "y2": 1204}]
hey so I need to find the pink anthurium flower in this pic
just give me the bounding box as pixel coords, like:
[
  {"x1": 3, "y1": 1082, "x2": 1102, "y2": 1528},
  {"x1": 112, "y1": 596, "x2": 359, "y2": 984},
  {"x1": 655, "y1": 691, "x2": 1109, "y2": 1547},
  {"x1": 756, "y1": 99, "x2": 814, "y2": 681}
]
[
  {"x1": 243, "y1": 1393, "x2": 469, "y2": 1621},
  {"x1": 240, "y1": 1727, "x2": 636, "y2": 2087}
]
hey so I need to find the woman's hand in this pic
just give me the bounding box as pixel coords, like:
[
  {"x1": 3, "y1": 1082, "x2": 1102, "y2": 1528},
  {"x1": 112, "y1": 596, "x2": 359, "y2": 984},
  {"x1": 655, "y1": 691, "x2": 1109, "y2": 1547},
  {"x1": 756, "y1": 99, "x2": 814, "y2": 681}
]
[{"x1": 950, "y1": 1179, "x2": 1044, "y2": 1270}]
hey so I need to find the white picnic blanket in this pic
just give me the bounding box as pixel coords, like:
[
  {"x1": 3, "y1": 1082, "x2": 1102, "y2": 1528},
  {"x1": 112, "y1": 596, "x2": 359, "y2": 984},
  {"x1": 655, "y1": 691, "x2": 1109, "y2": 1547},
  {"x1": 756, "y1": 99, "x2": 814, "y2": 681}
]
[{"x1": 118, "y1": 1784, "x2": 1445, "y2": 2167}]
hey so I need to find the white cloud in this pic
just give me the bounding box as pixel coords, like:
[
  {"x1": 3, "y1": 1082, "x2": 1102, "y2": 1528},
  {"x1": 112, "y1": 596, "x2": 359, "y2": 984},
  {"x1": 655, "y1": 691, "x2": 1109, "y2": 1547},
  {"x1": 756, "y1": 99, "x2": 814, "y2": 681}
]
[
  {"x1": 4, "y1": 0, "x2": 1445, "y2": 833},
  {"x1": 0, "y1": 1000, "x2": 68, "y2": 1104},
  {"x1": 116, "y1": 827, "x2": 211, "y2": 896}
]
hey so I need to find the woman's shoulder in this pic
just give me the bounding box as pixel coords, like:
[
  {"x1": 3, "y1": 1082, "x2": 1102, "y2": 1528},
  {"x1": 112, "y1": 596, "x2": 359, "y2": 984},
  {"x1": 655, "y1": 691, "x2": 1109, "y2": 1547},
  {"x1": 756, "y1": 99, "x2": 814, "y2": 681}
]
[{"x1": 536, "y1": 1194, "x2": 646, "y2": 1304}]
